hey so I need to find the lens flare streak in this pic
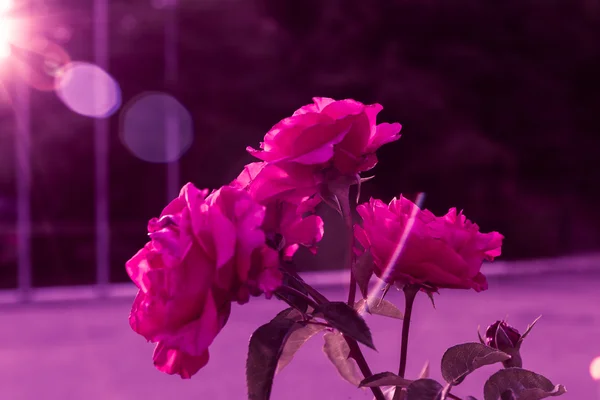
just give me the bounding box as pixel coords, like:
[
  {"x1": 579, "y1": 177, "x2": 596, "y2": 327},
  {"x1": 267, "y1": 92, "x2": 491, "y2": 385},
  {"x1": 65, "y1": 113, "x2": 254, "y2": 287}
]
[
  {"x1": 360, "y1": 193, "x2": 426, "y2": 315},
  {"x1": 0, "y1": 0, "x2": 12, "y2": 12},
  {"x1": 0, "y1": 1, "x2": 11, "y2": 58}
]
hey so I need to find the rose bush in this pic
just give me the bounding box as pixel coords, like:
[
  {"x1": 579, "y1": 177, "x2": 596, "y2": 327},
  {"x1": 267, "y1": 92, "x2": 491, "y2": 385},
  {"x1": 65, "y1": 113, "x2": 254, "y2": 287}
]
[
  {"x1": 126, "y1": 97, "x2": 566, "y2": 400},
  {"x1": 126, "y1": 183, "x2": 282, "y2": 378},
  {"x1": 354, "y1": 195, "x2": 504, "y2": 292},
  {"x1": 247, "y1": 97, "x2": 402, "y2": 176}
]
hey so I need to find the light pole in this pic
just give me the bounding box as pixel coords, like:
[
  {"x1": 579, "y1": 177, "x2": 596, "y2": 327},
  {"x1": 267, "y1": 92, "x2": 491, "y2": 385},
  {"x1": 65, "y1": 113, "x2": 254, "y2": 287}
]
[
  {"x1": 93, "y1": 0, "x2": 109, "y2": 296},
  {"x1": 2, "y1": 0, "x2": 33, "y2": 302},
  {"x1": 14, "y1": 74, "x2": 31, "y2": 302},
  {"x1": 164, "y1": 0, "x2": 180, "y2": 201}
]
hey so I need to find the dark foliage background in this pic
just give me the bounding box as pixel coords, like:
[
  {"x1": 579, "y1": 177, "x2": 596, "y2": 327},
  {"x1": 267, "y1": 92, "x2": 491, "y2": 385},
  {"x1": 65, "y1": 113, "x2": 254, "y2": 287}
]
[{"x1": 1, "y1": 0, "x2": 599, "y2": 287}]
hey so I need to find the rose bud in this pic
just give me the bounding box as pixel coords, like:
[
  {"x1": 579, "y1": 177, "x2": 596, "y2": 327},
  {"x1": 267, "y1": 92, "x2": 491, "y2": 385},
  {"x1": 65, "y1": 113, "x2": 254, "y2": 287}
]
[
  {"x1": 485, "y1": 320, "x2": 521, "y2": 350},
  {"x1": 481, "y1": 318, "x2": 542, "y2": 368}
]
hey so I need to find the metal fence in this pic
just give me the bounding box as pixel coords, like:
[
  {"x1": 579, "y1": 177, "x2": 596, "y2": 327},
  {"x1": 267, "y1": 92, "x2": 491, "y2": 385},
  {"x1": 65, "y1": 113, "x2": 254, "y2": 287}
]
[
  {"x1": 4, "y1": 1, "x2": 600, "y2": 304},
  {"x1": 4, "y1": 0, "x2": 181, "y2": 303}
]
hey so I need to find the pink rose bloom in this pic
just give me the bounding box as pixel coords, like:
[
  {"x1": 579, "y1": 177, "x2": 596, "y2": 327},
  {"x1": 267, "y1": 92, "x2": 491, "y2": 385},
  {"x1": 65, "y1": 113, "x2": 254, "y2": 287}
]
[
  {"x1": 126, "y1": 183, "x2": 281, "y2": 378},
  {"x1": 247, "y1": 97, "x2": 402, "y2": 175},
  {"x1": 354, "y1": 196, "x2": 503, "y2": 292},
  {"x1": 233, "y1": 161, "x2": 323, "y2": 206},
  {"x1": 233, "y1": 162, "x2": 324, "y2": 259},
  {"x1": 262, "y1": 200, "x2": 324, "y2": 260}
]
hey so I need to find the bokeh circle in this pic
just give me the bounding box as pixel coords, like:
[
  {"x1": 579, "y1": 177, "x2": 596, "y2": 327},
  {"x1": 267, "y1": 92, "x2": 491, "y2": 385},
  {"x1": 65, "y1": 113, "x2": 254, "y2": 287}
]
[
  {"x1": 55, "y1": 61, "x2": 121, "y2": 118},
  {"x1": 119, "y1": 92, "x2": 194, "y2": 163}
]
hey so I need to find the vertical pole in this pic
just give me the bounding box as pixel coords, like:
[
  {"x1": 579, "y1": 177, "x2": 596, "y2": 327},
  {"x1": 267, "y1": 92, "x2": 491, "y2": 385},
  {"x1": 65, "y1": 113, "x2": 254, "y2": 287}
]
[
  {"x1": 93, "y1": 0, "x2": 109, "y2": 296},
  {"x1": 165, "y1": 0, "x2": 180, "y2": 201},
  {"x1": 15, "y1": 76, "x2": 31, "y2": 302}
]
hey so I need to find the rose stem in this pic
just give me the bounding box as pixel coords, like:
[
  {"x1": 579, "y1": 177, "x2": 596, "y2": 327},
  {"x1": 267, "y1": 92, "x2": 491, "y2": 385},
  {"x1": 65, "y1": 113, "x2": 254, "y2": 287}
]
[
  {"x1": 335, "y1": 184, "x2": 358, "y2": 307},
  {"x1": 398, "y1": 284, "x2": 419, "y2": 378},
  {"x1": 347, "y1": 265, "x2": 357, "y2": 306},
  {"x1": 284, "y1": 269, "x2": 385, "y2": 400},
  {"x1": 345, "y1": 337, "x2": 386, "y2": 400},
  {"x1": 335, "y1": 185, "x2": 384, "y2": 400}
]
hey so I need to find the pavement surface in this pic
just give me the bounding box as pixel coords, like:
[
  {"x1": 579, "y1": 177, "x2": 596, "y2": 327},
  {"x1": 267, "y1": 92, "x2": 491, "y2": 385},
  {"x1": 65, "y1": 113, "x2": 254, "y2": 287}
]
[{"x1": 0, "y1": 272, "x2": 599, "y2": 400}]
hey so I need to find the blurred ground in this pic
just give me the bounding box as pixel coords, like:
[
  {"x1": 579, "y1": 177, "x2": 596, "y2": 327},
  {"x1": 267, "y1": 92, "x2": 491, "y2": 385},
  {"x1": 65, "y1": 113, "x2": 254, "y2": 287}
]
[{"x1": 0, "y1": 272, "x2": 598, "y2": 400}]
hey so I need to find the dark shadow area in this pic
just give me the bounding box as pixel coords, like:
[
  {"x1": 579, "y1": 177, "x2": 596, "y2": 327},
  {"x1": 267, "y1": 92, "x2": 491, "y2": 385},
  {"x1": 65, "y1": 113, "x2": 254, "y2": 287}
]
[{"x1": 0, "y1": 0, "x2": 599, "y2": 285}]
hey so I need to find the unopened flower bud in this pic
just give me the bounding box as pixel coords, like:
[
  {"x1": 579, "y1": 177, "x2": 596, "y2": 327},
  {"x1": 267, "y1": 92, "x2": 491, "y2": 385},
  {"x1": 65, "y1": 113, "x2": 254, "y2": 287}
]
[
  {"x1": 485, "y1": 320, "x2": 521, "y2": 349},
  {"x1": 484, "y1": 320, "x2": 523, "y2": 368}
]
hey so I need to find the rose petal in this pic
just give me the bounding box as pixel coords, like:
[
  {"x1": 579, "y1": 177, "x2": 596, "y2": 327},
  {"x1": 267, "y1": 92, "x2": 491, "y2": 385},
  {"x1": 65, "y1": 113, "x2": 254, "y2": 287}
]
[
  {"x1": 157, "y1": 291, "x2": 228, "y2": 356},
  {"x1": 153, "y1": 342, "x2": 210, "y2": 379}
]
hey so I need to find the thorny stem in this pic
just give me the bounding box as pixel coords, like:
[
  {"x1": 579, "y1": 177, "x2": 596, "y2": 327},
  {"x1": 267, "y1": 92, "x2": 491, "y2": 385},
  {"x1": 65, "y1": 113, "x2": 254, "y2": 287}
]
[{"x1": 347, "y1": 259, "x2": 357, "y2": 306}]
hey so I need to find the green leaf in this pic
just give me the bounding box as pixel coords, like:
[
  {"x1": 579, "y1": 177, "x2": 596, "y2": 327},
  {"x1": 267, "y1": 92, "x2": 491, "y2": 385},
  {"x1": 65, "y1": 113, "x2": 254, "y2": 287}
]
[
  {"x1": 316, "y1": 301, "x2": 376, "y2": 349},
  {"x1": 322, "y1": 332, "x2": 362, "y2": 386},
  {"x1": 278, "y1": 275, "x2": 311, "y2": 314},
  {"x1": 281, "y1": 268, "x2": 329, "y2": 305},
  {"x1": 274, "y1": 292, "x2": 309, "y2": 315},
  {"x1": 441, "y1": 342, "x2": 511, "y2": 385},
  {"x1": 517, "y1": 387, "x2": 567, "y2": 400},
  {"x1": 353, "y1": 251, "x2": 374, "y2": 298},
  {"x1": 483, "y1": 368, "x2": 567, "y2": 400},
  {"x1": 246, "y1": 313, "x2": 298, "y2": 400},
  {"x1": 355, "y1": 298, "x2": 403, "y2": 319},
  {"x1": 405, "y1": 379, "x2": 444, "y2": 400},
  {"x1": 359, "y1": 372, "x2": 413, "y2": 388},
  {"x1": 276, "y1": 323, "x2": 326, "y2": 374},
  {"x1": 518, "y1": 316, "x2": 542, "y2": 344},
  {"x1": 275, "y1": 307, "x2": 304, "y2": 321}
]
